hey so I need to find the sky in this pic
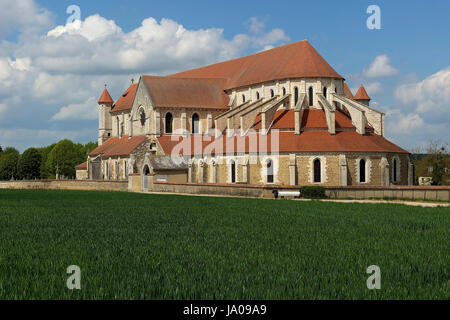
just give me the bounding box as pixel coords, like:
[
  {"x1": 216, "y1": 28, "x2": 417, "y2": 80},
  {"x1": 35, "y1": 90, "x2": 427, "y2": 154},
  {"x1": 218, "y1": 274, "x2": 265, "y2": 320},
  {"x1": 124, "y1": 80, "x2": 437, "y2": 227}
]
[{"x1": 0, "y1": 0, "x2": 449, "y2": 152}]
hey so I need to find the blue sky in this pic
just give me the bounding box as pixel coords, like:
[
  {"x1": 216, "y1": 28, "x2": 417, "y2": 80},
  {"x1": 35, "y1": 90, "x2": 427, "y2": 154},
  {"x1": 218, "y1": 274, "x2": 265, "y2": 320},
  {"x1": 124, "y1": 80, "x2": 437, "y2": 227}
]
[{"x1": 0, "y1": 0, "x2": 449, "y2": 151}]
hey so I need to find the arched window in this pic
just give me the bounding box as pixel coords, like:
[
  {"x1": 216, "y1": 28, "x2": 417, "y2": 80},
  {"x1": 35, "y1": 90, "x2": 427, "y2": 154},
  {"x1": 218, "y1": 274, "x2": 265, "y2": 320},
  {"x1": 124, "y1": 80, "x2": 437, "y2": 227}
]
[
  {"x1": 393, "y1": 158, "x2": 398, "y2": 182},
  {"x1": 192, "y1": 113, "x2": 200, "y2": 134},
  {"x1": 323, "y1": 87, "x2": 327, "y2": 98},
  {"x1": 242, "y1": 94, "x2": 246, "y2": 103},
  {"x1": 230, "y1": 160, "x2": 236, "y2": 183},
  {"x1": 282, "y1": 87, "x2": 286, "y2": 96},
  {"x1": 266, "y1": 159, "x2": 274, "y2": 183},
  {"x1": 256, "y1": 91, "x2": 260, "y2": 100},
  {"x1": 139, "y1": 109, "x2": 146, "y2": 126},
  {"x1": 270, "y1": 89, "x2": 274, "y2": 98},
  {"x1": 165, "y1": 112, "x2": 173, "y2": 134},
  {"x1": 309, "y1": 87, "x2": 314, "y2": 106},
  {"x1": 313, "y1": 159, "x2": 321, "y2": 183},
  {"x1": 294, "y1": 87, "x2": 299, "y2": 106},
  {"x1": 359, "y1": 159, "x2": 366, "y2": 183}
]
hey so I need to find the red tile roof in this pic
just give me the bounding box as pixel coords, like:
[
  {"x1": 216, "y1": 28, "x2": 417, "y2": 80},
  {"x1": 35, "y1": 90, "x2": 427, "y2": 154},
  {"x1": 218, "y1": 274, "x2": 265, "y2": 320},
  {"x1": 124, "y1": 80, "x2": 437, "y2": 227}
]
[
  {"x1": 354, "y1": 85, "x2": 371, "y2": 100},
  {"x1": 89, "y1": 136, "x2": 146, "y2": 157},
  {"x1": 75, "y1": 161, "x2": 87, "y2": 170},
  {"x1": 110, "y1": 84, "x2": 138, "y2": 113},
  {"x1": 170, "y1": 40, "x2": 343, "y2": 90},
  {"x1": 343, "y1": 82, "x2": 354, "y2": 99},
  {"x1": 252, "y1": 108, "x2": 369, "y2": 131},
  {"x1": 143, "y1": 76, "x2": 229, "y2": 109},
  {"x1": 157, "y1": 129, "x2": 408, "y2": 156},
  {"x1": 98, "y1": 88, "x2": 114, "y2": 104}
]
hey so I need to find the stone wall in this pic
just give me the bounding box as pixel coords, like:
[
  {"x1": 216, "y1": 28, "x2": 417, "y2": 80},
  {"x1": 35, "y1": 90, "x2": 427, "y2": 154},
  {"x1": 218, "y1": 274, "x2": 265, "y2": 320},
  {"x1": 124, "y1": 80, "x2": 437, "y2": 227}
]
[
  {"x1": 0, "y1": 180, "x2": 128, "y2": 192},
  {"x1": 149, "y1": 180, "x2": 450, "y2": 201},
  {"x1": 326, "y1": 186, "x2": 450, "y2": 202}
]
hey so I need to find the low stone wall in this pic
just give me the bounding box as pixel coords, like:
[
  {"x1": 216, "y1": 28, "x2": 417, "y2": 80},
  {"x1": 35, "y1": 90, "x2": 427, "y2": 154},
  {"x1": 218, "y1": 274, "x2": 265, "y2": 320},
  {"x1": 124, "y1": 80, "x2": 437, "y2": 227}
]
[
  {"x1": 152, "y1": 181, "x2": 279, "y2": 198},
  {"x1": 0, "y1": 180, "x2": 128, "y2": 192},
  {"x1": 150, "y1": 181, "x2": 450, "y2": 201},
  {"x1": 326, "y1": 186, "x2": 450, "y2": 201}
]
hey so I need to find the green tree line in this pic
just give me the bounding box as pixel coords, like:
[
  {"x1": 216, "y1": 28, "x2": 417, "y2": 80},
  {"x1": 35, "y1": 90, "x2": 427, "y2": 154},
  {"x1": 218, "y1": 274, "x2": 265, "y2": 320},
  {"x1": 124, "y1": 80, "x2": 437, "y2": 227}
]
[{"x1": 0, "y1": 140, "x2": 97, "y2": 180}]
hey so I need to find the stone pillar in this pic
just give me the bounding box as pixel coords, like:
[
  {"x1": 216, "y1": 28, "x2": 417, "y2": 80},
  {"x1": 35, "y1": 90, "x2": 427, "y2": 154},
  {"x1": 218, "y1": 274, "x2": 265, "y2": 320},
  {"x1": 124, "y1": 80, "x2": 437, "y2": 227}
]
[
  {"x1": 188, "y1": 161, "x2": 193, "y2": 183},
  {"x1": 294, "y1": 109, "x2": 300, "y2": 135},
  {"x1": 339, "y1": 154, "x2": 348, "y2": 186},
  {"x1": 181, "y1": 112, "x2": 187, "y2": 134},
  {"x1": 198, "y1": 161, "x2": 205, "y2": 183},
  {"x1": 242, "y1": 157, "x2": 249, "y2": 184},
  {"x1": 408, "y1": 162, "x2": 414, "y2": 186},
  {"x1": 211, "y1": 160, "x2": 218, "y2": 184},
  {"x1": 289, "y1": 154, "x2": 297, "y2": 186},
  {"x1": 380, "y1": 157, "x2": 390, "y2": 187},
  {"x1": 154, "y1": 111, "x2": 160, "y2": 136},
  {"x1": 207, "y1": 113, "x2": 212, "y2": 133}
]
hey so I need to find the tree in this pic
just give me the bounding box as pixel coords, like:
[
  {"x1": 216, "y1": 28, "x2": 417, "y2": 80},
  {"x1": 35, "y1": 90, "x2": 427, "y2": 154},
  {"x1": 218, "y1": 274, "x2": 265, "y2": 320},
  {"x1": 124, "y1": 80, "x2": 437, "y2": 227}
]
[
  {"x1": 17, "y1": 148, "x2": 42, "y2": 180},
  {"x1": 0, "y1": 147, "x2": 19, "y2": 180},
  {"x1": 45, "y1": 139, "x2": 85, "y2": 179},
  {"x1": 412, "y1": 140, "x2": 449, "y2": 186},
  {"x1": 38, "y1": 144, "x2": 55, "y2": 179}
]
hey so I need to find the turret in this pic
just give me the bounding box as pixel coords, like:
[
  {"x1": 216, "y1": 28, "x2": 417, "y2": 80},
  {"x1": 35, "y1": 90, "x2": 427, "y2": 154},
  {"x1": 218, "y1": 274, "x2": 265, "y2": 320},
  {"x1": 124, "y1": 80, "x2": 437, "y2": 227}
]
[
  {"x1": 354, "y1": 85, "x2": 371, "y2": 106},
  {"x1": 98, "y1": 85, "x2": 114, "y2": 145}
]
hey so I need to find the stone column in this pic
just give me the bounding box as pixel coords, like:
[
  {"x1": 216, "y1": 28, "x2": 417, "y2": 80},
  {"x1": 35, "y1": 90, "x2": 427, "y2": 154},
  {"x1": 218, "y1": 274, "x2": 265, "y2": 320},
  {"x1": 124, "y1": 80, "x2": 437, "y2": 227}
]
[
  {"x1": 408, "y1": 162, "x2": 414, "y2": 186},
  {"x1": 339, "y1": 154, "x2": 348, "y2": 186},
  {"x1": 207, "y1": 113, "x2": 212, "y2": 133},
  {"x1": 211, "y1": 160, "x2": 218, "y2": 184},
  {"x1": 188, "y1": 161, "x2": 193, "y2": 183},
  {"x1": 289, "y1": 154, "x2": 297, "y2": 186},
  {"x1": 242, "y1": 157, "x2": 249, "y2": 184},
  {"x1": 198, "y1": 161, "x2": 205, "y2": 183},
  {"x1": 181, "y1": 112, "x2": 187, "y2": 134},
  {"x1": 154, "y1": 111, "x2": 160, "y2": 136},
  {"x1": 380, "y1": 157, "x2": 390, "y2": 187}
]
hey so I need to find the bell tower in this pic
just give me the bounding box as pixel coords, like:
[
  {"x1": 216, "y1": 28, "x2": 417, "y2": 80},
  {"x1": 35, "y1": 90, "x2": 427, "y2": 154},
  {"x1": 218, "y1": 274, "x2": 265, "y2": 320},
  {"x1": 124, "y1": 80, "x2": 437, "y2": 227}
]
[{"x1": 98, "y1": 85, "x2": 114, "y2": 145}]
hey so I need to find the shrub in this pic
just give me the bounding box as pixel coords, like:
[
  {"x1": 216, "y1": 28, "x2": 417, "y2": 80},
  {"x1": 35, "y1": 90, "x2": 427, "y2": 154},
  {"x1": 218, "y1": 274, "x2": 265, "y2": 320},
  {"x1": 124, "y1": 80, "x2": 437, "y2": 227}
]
[{"x1": 300, "y1": 186, "x2": 327, "y2": 199}]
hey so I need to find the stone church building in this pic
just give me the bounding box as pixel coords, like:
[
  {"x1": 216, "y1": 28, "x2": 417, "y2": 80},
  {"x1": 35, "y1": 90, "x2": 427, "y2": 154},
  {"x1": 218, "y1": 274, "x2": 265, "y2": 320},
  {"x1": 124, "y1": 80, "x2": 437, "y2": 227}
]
[{"x1": 76, "y1": 40, "x2": 412, "y2": 190}]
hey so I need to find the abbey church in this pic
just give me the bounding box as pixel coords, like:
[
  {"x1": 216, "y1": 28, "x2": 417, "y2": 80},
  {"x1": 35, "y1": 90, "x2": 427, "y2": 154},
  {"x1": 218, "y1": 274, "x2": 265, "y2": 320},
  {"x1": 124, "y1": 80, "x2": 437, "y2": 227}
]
[{"x1": 76, "y1": 40, "x2": 412, "y2": 190}]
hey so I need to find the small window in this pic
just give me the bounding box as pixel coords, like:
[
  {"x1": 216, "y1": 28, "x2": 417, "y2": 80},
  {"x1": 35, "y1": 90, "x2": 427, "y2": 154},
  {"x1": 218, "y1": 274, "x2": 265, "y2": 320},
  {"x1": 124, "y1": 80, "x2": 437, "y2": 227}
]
[
  {"x1": 282, "y1": 87, "x2": 286, "y2": 96},
  {"x1": 323, "y1": 87, "x2": 327, "y2": 98},
  {"x1": 242, "y1": 94, "x2": 246, "y2": 103},
  {"x1": 267, "y1": 159, "x2": 274, "y2": 183},
  {"x1": 192, "y1": 113, "x2": 200, "y2": 134},
  {"x1": 124, "y1": 161, "x2": 128, "y2": 178},
  {"x1": 270, "y1": 89, "x2": 274, "y2": 98},
  {"x1": 393, "y1": 159, "x2": 398, "y2": 182},
  {"x1": 294, "y1": 87, "x2": 299, "y2": 105},
  {"x1": 359, "y1": 159, "x2": 366, "y2": 183},
  {"x1": 165, "y1": 112, "x2": 173, "y2": 134},
  {"x1": 230, "y1": 160, "x2": 236, "y2": 183},
  {"x1": 140, "y1": 109, "x2": 146, "y2": 126},
  {"x1": 313, "y1": 159, "x2": 321, "y2": 183},
  {"x1": 256, "y1": 91, "x2": 260, "y2": 100},
  {"x1": 309, "y1": 87, "x2": 314, "y2": 106}
]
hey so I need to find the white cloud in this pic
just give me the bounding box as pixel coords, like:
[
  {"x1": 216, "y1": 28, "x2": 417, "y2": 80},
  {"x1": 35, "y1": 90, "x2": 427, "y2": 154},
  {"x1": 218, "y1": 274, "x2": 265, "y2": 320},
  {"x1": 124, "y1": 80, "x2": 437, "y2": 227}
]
[
  {"x1": 382, "y1": 66, "x2": 450, "y2": 148},
  {"x1": 51, "y1": 97, "x2": 98, "y2": 121},
  {"x1": 363, "y1": 54, "x2": 398, "y2": 78},
  {"x1": 0, "y1": 2, "x2": 290, "y2": 151},
  {"x1": 0, "y1": 0, "x2": 52, "y2": 37}
]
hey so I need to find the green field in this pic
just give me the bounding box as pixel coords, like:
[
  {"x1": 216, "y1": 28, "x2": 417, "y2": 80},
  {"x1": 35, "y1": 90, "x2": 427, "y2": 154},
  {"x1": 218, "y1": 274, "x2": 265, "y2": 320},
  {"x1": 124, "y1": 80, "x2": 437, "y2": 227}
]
[{"x1": 0, "y1": 189, "x2": 448, "y2": 299}]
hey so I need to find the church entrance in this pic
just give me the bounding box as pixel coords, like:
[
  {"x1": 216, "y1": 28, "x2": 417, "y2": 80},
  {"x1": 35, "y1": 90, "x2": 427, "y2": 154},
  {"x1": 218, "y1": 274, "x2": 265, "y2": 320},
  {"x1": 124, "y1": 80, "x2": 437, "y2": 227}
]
[{"x1": 142, "y1": 165, "x2": 150, "y2": 192}]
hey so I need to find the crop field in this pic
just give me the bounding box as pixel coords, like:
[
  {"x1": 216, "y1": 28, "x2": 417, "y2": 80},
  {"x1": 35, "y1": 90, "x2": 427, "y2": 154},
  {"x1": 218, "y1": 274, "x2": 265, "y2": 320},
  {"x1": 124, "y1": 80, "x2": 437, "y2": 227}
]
[{"x1": 0, "y1": 189, "x2": 448, "y2": 299}]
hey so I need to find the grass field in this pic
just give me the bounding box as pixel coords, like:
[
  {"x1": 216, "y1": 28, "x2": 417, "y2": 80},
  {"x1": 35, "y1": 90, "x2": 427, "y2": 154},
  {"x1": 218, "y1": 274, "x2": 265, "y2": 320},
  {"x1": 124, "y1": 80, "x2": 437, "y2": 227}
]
[{"x1": 0, "y1": 189, "x2": 448, "y2": 300}]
